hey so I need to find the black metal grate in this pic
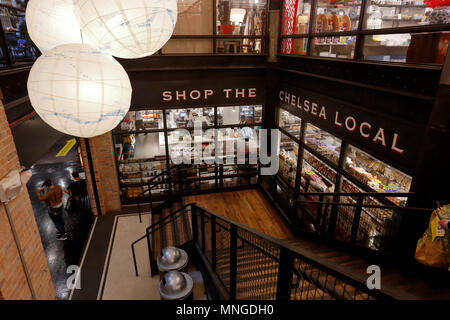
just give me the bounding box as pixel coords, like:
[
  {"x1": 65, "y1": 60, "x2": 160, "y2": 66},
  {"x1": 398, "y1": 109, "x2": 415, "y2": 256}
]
[{"x1": 235, "y1": 230, "x2": 280, "y2": 300}]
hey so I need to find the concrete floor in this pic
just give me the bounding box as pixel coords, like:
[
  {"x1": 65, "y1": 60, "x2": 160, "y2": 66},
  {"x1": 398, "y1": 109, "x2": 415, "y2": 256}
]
[
  {"x1": 10, "y1": 114, "x2": 66, "y2": 168},
  {"x1": 25, "y1": 136, "x2": 94, "y2": 300}
]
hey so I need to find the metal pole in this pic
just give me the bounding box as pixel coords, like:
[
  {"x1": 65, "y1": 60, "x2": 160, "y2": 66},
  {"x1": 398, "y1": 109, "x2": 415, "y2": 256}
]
[{"x1": 3, "y1": 202, "x2": 37, "y2": 300}]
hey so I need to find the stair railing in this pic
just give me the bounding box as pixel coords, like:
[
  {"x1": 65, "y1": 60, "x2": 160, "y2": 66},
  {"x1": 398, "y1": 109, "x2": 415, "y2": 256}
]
[
  {"x1": 131, "y1": 203, "x2": 193, "y2": 276},
  {"x1": 131, "y1": 203, "x2": 396, "y2": 300},
  {"x1": 293, "y1": 191, "x2": 433, "y2": 253},
  {"x1": 134, "y1": 164, "x2": 180, "y2": 223}
]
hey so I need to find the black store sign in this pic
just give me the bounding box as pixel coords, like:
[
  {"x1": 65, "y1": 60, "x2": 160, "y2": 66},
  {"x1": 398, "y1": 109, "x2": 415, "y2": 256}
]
[
  {"x1": 130, "y1": 73, "x2": 266, "y2": 108},
  {"x1": 278, "y1": 85, "x2": 426, "y2": 173}
]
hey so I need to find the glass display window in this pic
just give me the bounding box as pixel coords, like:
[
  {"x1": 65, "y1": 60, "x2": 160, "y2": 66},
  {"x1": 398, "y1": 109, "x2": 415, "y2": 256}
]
[
  {"x1": 216, "y1": 127, "x2": 260, "y2": 163},
  {"x1": 168, "y1": 129, "x2": 216, "y2": 164},
  {"x1": 305, "y1": 123, "x2": 342, "y2": 165},
  {"x1": 281, "y1": 0, "x2": 312, "y2": 54},
  {"x1": 118, "y1": 110, "x2": 164, "y2": 131},
  {"x1": 217, "y1": 105, "x2": 262, "y2": 126},
  {"x1": 311, "y1": 35, "x2": 356, "y2": 58},
  {"x1": 216, "y1": 37, "x2": 264, "y2": 53},
  {"x1": 364, "y1": 0, "x2": 432, "y2": 30},
  {"x1": 166, "y1": 108, "x2": 215, "y2": 129},
  {"x1": 340, "y1": 178, "x2": 395, "y2": 249},
  {"x1": 345, "y1": 145, "x2": 412, "y2": 203},
  {"x1": 0, "y1": 3, "x2": 37, "y2": 65},
  {"x1": 301, "y1": 149, "x2": 337, "y2": 192},
  {"x1": 314, "y1": 1, "x2": 361, "y2": 32},
  {"x1": 174, "y1": 0, "x2": 213, "y2": 35},
  {"x1": 216, "y1": 0, "x2": 267, "y2": 36},
  {"x1": 277, "y1": 108, "x2": 302, "y2": 139},
  {"x1": 363, "y1": 32, "x2": 450, "y2": 64},
  {"x1": 116, "y1": 132, "x2": 166, "y2": 161},
  {"x1": 278, "y1": 133, "x2": 299, "y2": 188},
  {"x1": 162, "y1": 39, "x2": 214, "y2": 54}
]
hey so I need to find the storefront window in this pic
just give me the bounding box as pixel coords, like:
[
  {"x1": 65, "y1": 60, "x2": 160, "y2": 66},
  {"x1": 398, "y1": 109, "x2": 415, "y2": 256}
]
[
  {"x1": 166, "y1": 108, "x2": 215, "y2": 128},
  {"x1": 0, "y1": 2, "x2": 37, "y2": 66},
  {"x1": 217, "y1": 105, "x2": 262, "y2": 126},
  {"x1": 314, "y1": 1, "x2": 361, "y2": 32},
  {"x1": 277, "y1": 108, "x2": 302, "y2": 139},
  {"x1": 216, "y1": 0, "x2": 267, "y2": 36},
  {"x1": 362, "y1": 32, "x2": 450, "y2": 64},
  {"x1": 281, "y1": 0, "x2": 312, "y2": 54},
  {"x1": 116, "y1": 131, "x2": 168, "y2": 200},
  {"x1": 305, "y1": 123, "x2": 341, "y2": 165},
  {"x1": 118, "y1": 110, "x2": 164, "y2": 132},
  {"x1": 340, "y1": 178, "x2": 395, "y2": 249},
  {"x1": 311, "y1": 35, "x2": 356, "y2": 58},
  {"x1": 345, "y1": 145, "x2": 412, "y2": 204},
  {"x1": 216, "y1": 37, "x2": 264, "y2": 53},
  {"x1": 364, "y1": 1, "x2": 432, "y2": 30},
  {"x1": 301, "y1": 150, "x2": 336, "y2": 192},
  {"x1": 175, "y1": 0, "x2": 213, "y2": 35},
  {"x1": 278, "y1": 133, "x2": 299, "y2": 188},
  {"x1": 162, "y1": 39, "x2": 214, "y2": 54}
]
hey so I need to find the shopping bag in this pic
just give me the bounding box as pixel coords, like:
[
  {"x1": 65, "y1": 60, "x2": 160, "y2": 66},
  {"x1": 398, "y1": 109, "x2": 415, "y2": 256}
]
[
  {"x1": 65, "y1": 196, "x2": 73, "y2": 212},
  {"x1": 415, "y1": 205, "x2": 450, "y2": 269}
]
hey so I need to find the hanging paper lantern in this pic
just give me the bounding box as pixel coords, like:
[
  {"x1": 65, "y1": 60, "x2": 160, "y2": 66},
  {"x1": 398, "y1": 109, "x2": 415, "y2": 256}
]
[
  {"x1": 27, "y1": 44, "x2": 132, "y2": 138},
  {"x1": 26, "y1": 0, "x2": 83, "y2": 53},
  {"x1": 73, "y1": 0, "x2": 178, "y2": 59}
]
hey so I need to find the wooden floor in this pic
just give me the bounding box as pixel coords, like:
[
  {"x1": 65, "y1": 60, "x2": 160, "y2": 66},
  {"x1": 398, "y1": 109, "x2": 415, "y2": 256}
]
[{"x1": 185, "y1": 189, "x2": 293, "y2": 239}]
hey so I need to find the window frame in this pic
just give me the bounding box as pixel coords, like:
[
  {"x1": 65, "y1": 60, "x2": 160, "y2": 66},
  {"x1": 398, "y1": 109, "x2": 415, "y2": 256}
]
[{"x1": 278, "y1": 0, "x2": 450, "y2": 64}]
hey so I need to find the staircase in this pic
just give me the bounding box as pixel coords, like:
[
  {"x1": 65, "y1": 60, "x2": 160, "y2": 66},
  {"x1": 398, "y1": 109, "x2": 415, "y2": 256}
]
[{"x1": 132, "y1": 198, "x2": 450, "y2": 300}]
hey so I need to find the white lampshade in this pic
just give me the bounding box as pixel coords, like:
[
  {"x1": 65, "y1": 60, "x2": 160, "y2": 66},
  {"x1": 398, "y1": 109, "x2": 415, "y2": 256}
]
[
  {"x1": 27, "y1": 44, "x2": 132, "y2": 138},
  {"x1": 74, "y1": 0, "x2": 178, "y2": 59},
  {"x1": 26, "y1": 0, "x2": 83, "y2": 53}
]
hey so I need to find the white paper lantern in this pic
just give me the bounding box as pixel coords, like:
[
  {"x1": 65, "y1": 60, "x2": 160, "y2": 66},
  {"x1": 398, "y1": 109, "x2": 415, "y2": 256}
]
[
  {"x1": 27, "y1": 44, "x2": 132, "y2": 138},
  {"x1": 74, "y1": 0, "x2": 178, "y2": 59},
  {"x1": 26, "y1": 0, "x2": 83, "y2": 53}
]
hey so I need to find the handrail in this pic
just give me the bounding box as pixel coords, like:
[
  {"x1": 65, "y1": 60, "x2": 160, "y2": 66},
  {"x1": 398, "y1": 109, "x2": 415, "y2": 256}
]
[
  {"x1": 130, "y1": 202, "x2": 397, "y2": 299},
  {"x1": 193, "y1": 203, "x2": 393, "y2": 300},
  {"x1": 295, "y1": 191, "x2": 416, "y2": 197},
  {"x1": 135, "y1": 164, "x2": 179, "y2": 222},
  {"x1": 296, "y1": 199, "x2": 433, "y2": 212}
]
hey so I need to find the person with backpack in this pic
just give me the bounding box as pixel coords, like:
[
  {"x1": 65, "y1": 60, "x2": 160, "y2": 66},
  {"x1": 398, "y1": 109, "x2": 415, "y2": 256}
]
[{"x1": 38, "y1": 179, "x2": 67, "y2": 241}]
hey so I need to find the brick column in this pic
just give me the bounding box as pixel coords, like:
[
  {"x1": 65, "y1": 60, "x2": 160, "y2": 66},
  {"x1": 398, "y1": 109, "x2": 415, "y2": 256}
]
[
  {"x1": 79, "y1": 132, "x2": 121, "y2": 216},
  {"x1": 0, "y1": 102, "x2": 55, "y2": 300}
]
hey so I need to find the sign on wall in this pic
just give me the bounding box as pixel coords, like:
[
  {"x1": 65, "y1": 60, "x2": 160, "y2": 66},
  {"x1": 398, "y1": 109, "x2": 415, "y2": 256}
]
[
  {"x1": 129, "y1": 71, "x2": 266, "y2": 108},
  {"x1": 278, "y1": 85, "x2": 426, "y2": 172}
]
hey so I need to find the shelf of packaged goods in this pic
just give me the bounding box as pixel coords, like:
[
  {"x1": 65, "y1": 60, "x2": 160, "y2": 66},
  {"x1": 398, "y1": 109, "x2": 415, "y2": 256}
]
[
  {"x1": 303, "y1": 158, "x2": 337, "y2": 187},
  {"x1": 313, "y1": 42, "x2": 354, "y2": 45},
  {"x1": 317, "y1": 2, "x2": 362, "y2": 7},
  {"x1": 369, "y1": 2, "x2": 428, "y2": 7},
  {"x1": 381, "y1": 18, "x2": 423, "y2": 21}
]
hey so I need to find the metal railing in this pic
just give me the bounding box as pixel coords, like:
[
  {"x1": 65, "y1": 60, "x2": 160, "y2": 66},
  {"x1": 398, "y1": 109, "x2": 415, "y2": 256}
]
[
  {"x1": 135, "y1": 165, "x2": 179, "y2": 223},
  {"x1": 294, "y1": 191, "x2": 433, "y2": 253},
  {"x1": 131, "y1": 203, "x2": 394, "y2": 300}
]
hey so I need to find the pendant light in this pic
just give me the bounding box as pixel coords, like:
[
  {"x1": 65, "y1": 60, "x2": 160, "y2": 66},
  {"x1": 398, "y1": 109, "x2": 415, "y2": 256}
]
[{"x1": 27, "y1": 43, "x2": 132, "y2": 138}]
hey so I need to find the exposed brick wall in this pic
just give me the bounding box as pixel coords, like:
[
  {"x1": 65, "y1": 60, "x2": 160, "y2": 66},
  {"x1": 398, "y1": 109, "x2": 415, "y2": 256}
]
[
  {"x1": 0, "y1": 102, "x2": 55, "y2": 300},
  {"x1": 79, "y1": 132, "x2": 121, "y2": 215}
]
